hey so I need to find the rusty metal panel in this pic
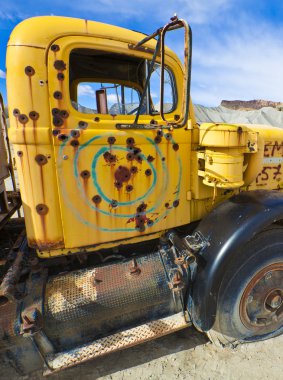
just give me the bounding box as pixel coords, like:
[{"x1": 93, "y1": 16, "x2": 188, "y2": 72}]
[{"x1": 45, "y1": 311, "x2": 188, "y2": 373}]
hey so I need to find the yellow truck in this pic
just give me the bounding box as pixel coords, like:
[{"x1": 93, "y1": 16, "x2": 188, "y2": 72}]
[{"x1": 0, "y1": 15, "x2": 282, "y2": 375}]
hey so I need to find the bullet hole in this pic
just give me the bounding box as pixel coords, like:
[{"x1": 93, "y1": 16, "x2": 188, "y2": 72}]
[
  {"x1": 17, "y1": 151, "x2": 23, "y2": 157},
  {"x1": 126, "y1": 184, "x2": 133, "y2": 192},
  {"x1": 71, "y1": 130, "x2": 80, "y2": 138},
  {"x1": 114, "y1": 181, "x2": 123, "y2": 189},
  {"x1": 81, "y1": 170, "x2": 90, "y2": 179},
  {"x1": 136, "y1": 155, "x2": 143, "y2": 163},
  {"x1": 103, "y1": 151, "x2": 117, "y2": 164},
  {"x1": 78, "y1": 121, "x2": 88, "y2": 129},
  {"x1": 147, "y1": 155, "x2": 155, "y2": 162},
  {"x1": 52, "y1": 108, "x2": 60, "y2": 116},
  {"x1": 173, "y1": 200, "x2": 179, "y2": 207},
  {"x1": 162, "y1": 157, "x2": 166, "y2": 161},
  {"x1": 19, "y1": 114, "x2": 29, "y2": 124},
  {"x1": 53, "y1": 91, "x2": 63, "y2": 100},
  {"x1": 126, "y1": 137, "x2": 135, "y2": 147},
  {"x1": 51, "y1": 44, "x2": 60, "y2": 52},
  {"x1": 58, "y1": 134, "x2": 68, "y2": 141},
  {"x1": 92, "y1": 195, "x2": 102, "y2": 204},
  {"x1": 133, "y1": 148, "x2": 141, "y2": 155},
  {"x1": 35, "y1": 154, "x2": 48, "y2": 166},
  {"x1": 29, "y1": 111, "x2": 39, "y2": 121},
  {"x1": 13, "y1": 109, "x2": 20, "y2": 117},
  {"x1": 154, "y1": 135, "x2": 162, "y2": 144},
  {"x1": 174, "y1": 114, "x2": 180, "y2": 121},
  {"x1": 52, "y1": 129, "x2": 60, "y2": 137},
  {"x1": 57, "y1": 73, "x2": 65, "y2": 81},
  {"x1": 165, "y1": 133, "x2": 172, "y2": 140},
  {"x1": 165, "y1": 202, "x2": 170, "y2": 208},
  {"x1": 150, "y1": 119, "x2": 158, "y2": 125},
  {"x1": 147, "y1": 219, "x2": 154, "y2": 227},
  {"x1": 130, "y1": 166, "x2": 138, "y2": 174},
  {"x1": 145, "y1": 169, "x2": 152, "y2": 176},
  {"x1": 36, "y1": 204, "x2": 49, "y2": 215},
  {"x1": 25, "y1": 66, "x2": 35, "y2": 76},
  {"x1": 173, "y1": 143, "x2": 179, "y2": 151},
  {"x1": 126, "y1": 152, "x2": 134, "y2": 161},
  {"x1": 136, "y1": 203, "x2": 147, "y2": 213},
  {"x1": 71, "y1": 140, "x2": 79, "y2": 147},
  {"x1": 94, "y1": 117, "x2": 100, "y2": 122},
  {"x1": 110, "y1": 199, "x2": 118, "y2": 208},
  {"x1": 108, "y1": 136, "x2": 116, "y2": 145},
  {"x1": 53, "y1": 117, "x2": 64, "y2": 127},
  {"x1": 157, "y1": 129, "x2": 163, "y2": 137},
  {"x1": 60, "y1": 110, "x2": 69, "y2": 119},
  {"x1": 54, "y1": 60, "x2": 66, "y2": 71}
]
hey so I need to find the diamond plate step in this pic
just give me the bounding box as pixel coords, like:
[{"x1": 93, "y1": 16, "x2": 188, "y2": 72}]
[{"x1": 44, "y1": 312, "x2": 189, "y2": 374}]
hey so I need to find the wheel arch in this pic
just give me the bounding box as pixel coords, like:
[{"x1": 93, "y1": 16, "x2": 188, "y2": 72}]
[{"x1": 190, "y1": 189, "x2": 283, "y2": 332}]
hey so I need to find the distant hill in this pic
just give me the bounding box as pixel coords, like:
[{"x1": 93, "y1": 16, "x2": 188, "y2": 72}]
[{"x1": 221, "y1": 99, "x2": 283, "y2": 111}]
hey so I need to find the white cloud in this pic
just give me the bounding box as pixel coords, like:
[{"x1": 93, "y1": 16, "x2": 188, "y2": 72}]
[
  {"x1": 0, "y1": 70, "x2": 6, "y2": 79},
  {"x1": 78, "y1": 84, "x2": 95, "y2": 97}
]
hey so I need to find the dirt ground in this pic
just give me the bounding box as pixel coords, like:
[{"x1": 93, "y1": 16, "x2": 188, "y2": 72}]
[{"x1": 1, "y1": 327, "x2": 282, "y2": 380}]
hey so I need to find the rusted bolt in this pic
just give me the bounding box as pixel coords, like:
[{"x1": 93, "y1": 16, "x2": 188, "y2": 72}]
[
  {"x1": 58, "y1": 133, "x2": 68, "y2": 141},
  {"x1": 78, "y1": 121, "x2": 88, "y2": 129},
  {"x1": 173, "y1": 143, "x2": 179, "y2": 151},
  {"x1": 36, "y1": 204, "x2": 49, "y2": 215},
  {"x1": 35, "y1": 154, "x2": 48, "y2": 166},
  {"x1": 94, "y1": 117, "x2": 100, "y2": 122},
  {"x1": 51, "y1": 44, "x2": 60, "y2": 52},
  {"x1": 53, "y1": 117, "x2": 64, "y2": 127},
  {"x1": 266, "y1": 294, "x2": 282, "y2": 310},
  {"x1": 13, "y1": 108, "x2": 20, "y2": 117},
  {"x1": 108, "y1": 136, "x2": 116, "y2": 145},
  {"x1": 126, "y1": 184, "x2": 133, "y2": 192},
  {"x1": 80, "y1": 170, "x2": 90, "y2": 179},
  {"x1": 145, "y1": 169, "x2": 152, "y2": 177},
  {"x1": 130, "y1": 258, "x2": 141, "y2": 275},
  {"x1": 126, "y1": 137, "x2": 135, "y2": 147},
  {"x1": 147, "y1": 155, "x2": 155, "y2": 162},
  {"x1": 71, "y1": 139, "x2": 79, "y2": 147},
  {"x1": 53, "y1": 91, "x2": 63, "y2": 100},
  {"x1": 57, "y1": 73, "x2": 65, "y2": 81},
  {"x1": 52, "y1": 129, "x2": 60, "y2": 136},
  {"x1": 71, "y1": 129, "x2": 80, "y2": 138},
  {"x1": 130, "y1": 166, "x2": 138, "y2": 174},
  {"x1": 173, "y1": 200, "x2": 179, "y2": 208},
  {"x1": 110, "y1": 199, "x2": 118, "y2": 208},
  {"x1": 154, "y1": 135, "x2": 162, "y2": 144},
  {"x1": 54, "y1": 60, "x2": 66, "y2": 71},
  {"x1": 25, "y1": 66, "x2": 35, "y2": 76},
  {"x1": 17, "y1": 151, "x2": 23, "y2": 157},
  {"x1": 60, "y1": 110, "x2": 69, "y2": 119},
  {"x1": 19, "y1": 114, "x2": 29, "y2": 124},
  {"x1": 92, "y1": 195, "x2": 102, "y2": 204},
  {"x1": 29, "y1": 111, "x2": 39, "y2": 121}
]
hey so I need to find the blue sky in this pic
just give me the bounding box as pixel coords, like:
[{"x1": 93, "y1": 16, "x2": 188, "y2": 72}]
[{"x1": 0, "y1": 0, "x2": 282, "y2": 106}]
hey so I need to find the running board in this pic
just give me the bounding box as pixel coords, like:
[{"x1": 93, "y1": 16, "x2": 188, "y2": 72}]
[{"x1": 44, "y1": 312, "x2": 189, "y2": 374}]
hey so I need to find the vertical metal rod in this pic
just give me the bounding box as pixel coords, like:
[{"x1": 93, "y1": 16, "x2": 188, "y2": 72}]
[{"x1": 121, "y1": 85, "x2": 125, "y2": 115}]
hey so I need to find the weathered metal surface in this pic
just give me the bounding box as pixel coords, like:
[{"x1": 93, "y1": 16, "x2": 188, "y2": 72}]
[
  {"x1": 45, "y1": 312, "x2": 189, "y2": 373},
  {"x1": 44, "y1": 252, "x2": 183, "y2": 350}
]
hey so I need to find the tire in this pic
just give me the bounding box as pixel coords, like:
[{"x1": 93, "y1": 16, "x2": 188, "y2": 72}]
[{"x1": 207, "y1": 225, "x2": 283, "y2": 347}]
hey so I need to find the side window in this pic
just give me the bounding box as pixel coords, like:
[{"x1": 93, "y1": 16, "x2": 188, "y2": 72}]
[
  {"x1": 149, "y1": 64, "x2": 175, "y2": 114},
  {"x1": 76, "y1": 82, "x2": 140, "y2": 115}
]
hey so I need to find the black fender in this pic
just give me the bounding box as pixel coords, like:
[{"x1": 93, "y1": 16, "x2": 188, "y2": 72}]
[{"x1": 190, "y1": 190, "x2": 283, "y2": 332}]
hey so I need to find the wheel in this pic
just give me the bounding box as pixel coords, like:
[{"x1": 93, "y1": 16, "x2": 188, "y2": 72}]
[{"x1": 207, "y1": 225, "x2": 283, "y2": 347}]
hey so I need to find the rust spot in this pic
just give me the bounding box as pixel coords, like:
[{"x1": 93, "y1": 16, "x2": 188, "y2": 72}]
[
  {"x1": 19, "y1": 114, "x2": 29, "y2": 124},
  {"x1": 92, "y1": 195, "x2": 102, "y2": 204},
  {"x1": 29, "y1": 111, "x2": 39, "y2": 121},
  {"x1": 54, "y1": 60, "x2": 66, "y2": 71},
  {"x1": 147, "y1": 155, "x2": 155, "y2": 162},
  {"x1": 126, "y1": 137, "x2": 135, "y2": 147},
  {"x1": 51, "y1": 44, "x2": 60, "y2": 52},
  {"x1": 145, "y1": 169, "x2": 152, "y2": 176},
  {"x1": 60, "y1": 110, "x2": 69, "y2": 119},
  {"x1": 36, "y1": 204, "x2": 49, "y2": 215},
  {"x1": 136, "y1": 155, "x2": 143, "y2": 163},
  {"x1": 126, "y1": 152, "x2": 135, "y2": 161},
  {"x1": 103, "y1": 151, "x2": 117, "y2": 164},
  {"x1": 114, "y1": 181, "x2": 123, "y2": 189},
  {"x1": 78, "y1": 121, "x2": 88, "y2": 129},
  {"x1": 115, "y1": 166, "x2": 131, "y2": 183},
  {"x1": 154, "y1": 135, "x2": 162, "y2": 144},
  {"x1": 136, "y1": 202, "x2": 147, "y2": 213},
  {"x1": 81, "y1": 170, "x2": 90, "y2": 179},
  {"x1": 71, "y1": 130, "x2": 80, "y2": 138},
  {"x1": 126, "y1": 184, "x2": 133, "y2": 192},
  {"x1": 110, "y1": 199, "x2": 118, "y2": 208},
  {"x1": 71, "y1": 139, "x2": 79, "y2": 147},
  {"x1": 58, "y1": 133, "x2": 68, "y2": 141},
  {"x1": 108, "y1": 136, "x2": 116, "y2": 145},
  {"x1": 53, "y1": 117, "x2": 64, "y2": 127},
  {"x1": 13, "y1": 108, "x2": 20, "y2": 117},
  {"x1": 173, "y1": 143, "x2": 179, "y2": 151},
  {"x1": 17, "y1": 151, "x2": 23, "y2": 157},
  {"x1": 173, "y1": 200, "x2": 179, "y2": 207},
  {"x1": 130, "y1": 166, "x2": 138, "y2": 174},
  {"x1": 52, "y1": 129, "x2": 60, "y2": 137},
  {"x1": 54, "y1": 91, "x2": 63, "y2": 100},
  {"x1": 94, "y1": 117, "x2": 100, "y2": 122},
  {"x1": 57, "y1": 73, "x2": 65, "y2": 81},
  {"x1": 165, "y1": 202, "x2": 170, "y2": 208},
  {"x1": 35, "y1": 154, "x2": 48, "y2": 166},
  {"x1": 25, "y1": 66, "x2": 35, "y2": 76}
]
